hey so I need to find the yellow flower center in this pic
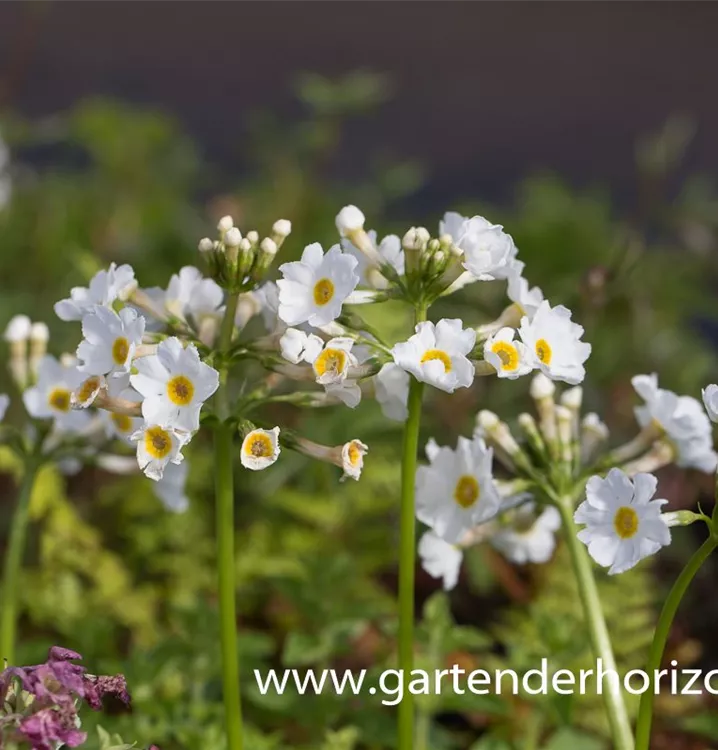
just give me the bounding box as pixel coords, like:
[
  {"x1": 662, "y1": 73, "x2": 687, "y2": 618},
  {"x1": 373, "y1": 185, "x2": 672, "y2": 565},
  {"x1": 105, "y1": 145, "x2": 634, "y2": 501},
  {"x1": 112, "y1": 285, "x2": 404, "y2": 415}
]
[
  {"x1": 314, "y1": 348, "x2": 347, "y2": 377},
  {"x1": 76, "y1": 376, "x2": 102, "y2": 405},
  {"x1": 48, "y1": 387, "x2": 71, "y2": 413},
  {"x1": 112, "y1": 337, "x2": 130, "y2": 365},
  {"x1": 313, "y1": 278, "x2": 335, "y2": 306},
  {"x1": 167, "y1": 375, "x2": 195, "y2": 406},
  {"x1": 244, "y1": 432, "x2": 274, "y2": 458},
  {"x1": 613, "y1": 506, "x2": 639, "y2": 539},
  {"x1": 111, "y1": 413, "x2": 133, "y2": 433},
  {"x1": 535, "y1": 338, "x2": 552, "y2": 365},
  {"x1": 144, "y1": 426, "x2": 173, "y2": 459},
  {"x1": 491, "y1": 341, "x2": 519, "y2": 371},
  {"x1": 347, "y1": 441, "x2": 363, "y2": 466},
  {"x1": 454, "y1": 475, "x2": 480, "y2": 509},
  {"x1": 420, "y1": 349, "x2": 452, "y2": 373}
]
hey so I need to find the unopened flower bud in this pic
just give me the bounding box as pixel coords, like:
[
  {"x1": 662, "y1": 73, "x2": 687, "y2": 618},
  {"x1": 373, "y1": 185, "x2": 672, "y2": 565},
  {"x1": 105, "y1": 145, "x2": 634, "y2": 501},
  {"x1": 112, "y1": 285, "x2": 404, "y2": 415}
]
[
  {"x1": 251, "y1": 237, "x2": 279, "y2": 281},
  {"x1": 560, "y1": 386, "x2": 583, "y2": 411},
  {"x1": 4, "y1": 314, "x2": 31, "y2": 343},
  {"x1": 530, "y1": 372, "x2": 555, "y2": 400},
  {"x1": 402, "y1": 226, "x2": 430, "y2": 252},
  {"x1": 477, "y1": 409, "x2": 500, "y2": 432},
  {"x1": 217, "y1": 215, "x2": 234, "y2": 236},
  {"x1": 29, "y1": 322, "x2": 49, "y2": 374},
  {"x1": 272, "y1": 219, "x2": 292, "y2": 239},
  {"x1": 335, "y1": 205, "x2": 365, "y2": 237},
  {"x1": 246, "y1": 230, "x2": 259, "y2": 246},
  {"x1": 555, "y1": 405, "x2": 574, "y2": 464},
  {"x1": 224, "y1": 227, "x2": 242, "y2": 248},
  {"x1": 260, "y1": 237, "x2": 277, "y2": 256},
  {"x1": 662, "y1": 510, "x2": 705, "y2": 528},
  {"x1": 518, "y1": 412, "x2": 546, "y2": 456},
  {"x1": 198, "y1": 237, "x2": 214, "y2": 254},
  {"x1": 428, "y1": 249, "x2": 448, "y2": 276},
  {"x1": 239, "y1": 238, "x2": 252, "y2": 254}
]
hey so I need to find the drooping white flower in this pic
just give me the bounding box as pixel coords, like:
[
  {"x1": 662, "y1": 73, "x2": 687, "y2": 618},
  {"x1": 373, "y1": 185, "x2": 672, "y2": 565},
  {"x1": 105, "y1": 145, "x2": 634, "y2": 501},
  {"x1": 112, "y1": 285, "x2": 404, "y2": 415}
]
[
  {"x1": 131, "y1": 337, "x2": 219, "y2": 433},
  {"x1": 416, "y1": 435, "x2": 502, "y2": 543},
  {"x1": 374, "y1": 362, "x2": 409, "y2": 422},
  {"x1": 507, "y1": 265, "x2": 544, "y2": 321},
  {"x1": 418, "y1": 531, "x2": 463, "y2": 591},
  {"x1": 241, "y1": 427, "x2": 280, "y2": 470},
  {"x1": 164, "y1": 266, "x2": 224, "y2": 324},
  {"x1": 518, "y1": 300, "x2": 591, "y2": 385},
  {"x1": 54, "y1": 263, "x2": 137, "y2": 321},
  {"x1": 301, "y1": 336, "x2": 363, "y2": 408},
  {"x1": 392, "y1": 319, "x2": 475, "y2": 393},
  {"x1": 490, "y1": 503, "x2": 561, "y2": 564},
  {"x1": 23, "y1": 355, "x2": 90, "y2": 432},
  {"x1": 279, "y1": 328, "x2": 323, "y2": 365},
  {"x1": 702, "y1": 384, "x2": 718, "y2": 423},
  {"x1": 574, "y1": 469, "x2": 671, "y2": 575},
  {"x1": 277, "y1": 243, "x2": 359, "y2": 327},
  {"x1": 342, "y1": 231, "x2": 405, "y2": 285},
  {"x1": 152, "y1": 461, "x2": 190, "y2": 512},
  {"x1": 483, "y1": 327, "x2": 533, "y2": 380},
  {"x1": 457, "y1": 215, "x2": 519, "y2": 281},
  {"x1": 0, "y1": 394, "x2": 9, "y2": 422},
  {"x1": 633, "y1": 374, "x2": 717, "y2": 472},
  {"x1": 341, "y1": 439, "x2": 368, "y2": 480},
  {"x1": 76, "y1": 306, "x2": 145, "y2": 378},
  {"x1": 99, "y1": 375, "x2": 143, "y2": 441},
  {"x1": 131, "y1": 422, "x2": 188, "y2": 481}
]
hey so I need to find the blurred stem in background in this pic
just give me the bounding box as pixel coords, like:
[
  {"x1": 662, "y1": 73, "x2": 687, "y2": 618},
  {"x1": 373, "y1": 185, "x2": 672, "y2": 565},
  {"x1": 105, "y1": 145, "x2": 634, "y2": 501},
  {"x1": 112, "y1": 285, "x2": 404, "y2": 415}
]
[
  {"x1": 397, "y1": 304, "x2": 427, "y2": 750},
  {"x1": 214, "y1": 292, "x2": 244, "y2": 750},
  {"x1": 0, "y1": 454, "x2": 40, "y2": 664},
  {"x1": 556, "y1": 493, "x2": 634, "y2": 750}
]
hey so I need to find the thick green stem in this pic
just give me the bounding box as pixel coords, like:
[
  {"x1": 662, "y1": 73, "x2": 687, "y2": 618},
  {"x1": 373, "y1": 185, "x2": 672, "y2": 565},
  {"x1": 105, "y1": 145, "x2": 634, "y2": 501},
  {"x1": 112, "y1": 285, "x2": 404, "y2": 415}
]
[
  {"x1": 398, "y1": 305, "x2": 426, "y2": 750},
  {"x1": 634, "y1": 534, "x2": 717, "y2": 750},
  {"x1": 215, "y1": 292, "x2": 243, "y2": 750},
  {"x1": 556, "y1": 496, "x2": 634, "y2": 750},
  {"x1": 1, "y1": 458, "x2": 40, "y2": 665}
]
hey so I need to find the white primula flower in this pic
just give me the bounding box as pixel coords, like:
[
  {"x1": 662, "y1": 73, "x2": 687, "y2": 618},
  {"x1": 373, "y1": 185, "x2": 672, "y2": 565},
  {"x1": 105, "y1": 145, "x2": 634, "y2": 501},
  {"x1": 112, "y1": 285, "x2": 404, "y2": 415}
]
[
  {"x1": 419, "y1": 531, "x2": 463, "y2": 591},
  {"x1": 438, "y1": 211, "x2": 466, "y2": 243},
  {"x1": 507, "y1": 266, "x2": 544, "y2": 321},
  {"x1": 518, "y1": 300, "x2": 591, "y2": 385},
  {"x1": 300, "y1": 336, "x2": 363, "y2": 408},
  {"x1": 277, "y1": 243, "x2": 359, "y2": 327},
  {"x1": 633, "y1": 374, "x2": 717, "y2": 472},
  {"x1": 457, "y1": 215, "x2": 519, "y2": 281},
  {"x1": 164, "y1": 266, "x2": 224, "y2": 323},
  {"x1": 152, "y1": 461, "x2": 190, "y2": 512},
  {"x1": 23, "y1": 355, "x2": 90, "y2": 432},
  {"x1": 574, "y1": 469, "x2": 671, "y2": 575},
  {"x1": 392, "y1": 319, "x2": 476, "y2": 393},
  {"x1": 131, "y1": 422, "x2": 188, "y2": 481},
  {"x1": 77, "y1": 306, "x2": 145, "y2": 377},
  {"x1": 54, "y1": 263, "x2": 136, "y2": 321},
  {"x1": 131, "y1": 337, "x2": 219, "y2": 433},
  {"x1": 341, "y1": 439, "x2": 368, "y2": 481},
  {"x1": 374, "y1": 363, "x2": 409, "y2": 422},
  {"x1": 483, "y1": 327, "x2": 533, "y2": 380},
  {"x1": 99, "y1": 375, "x2": 143, "y2": 441},
  {"x1": 416, "y1": 435, "x2": 502, "y2": 543},
  {"x1": 241, "y1": 427, "x2": 280, "y2": 470},
  {"x1": 490, "y1": 504, "x2": 561, "y2": 564},
  {"x1": 279, "y1": 328, "x2": 323, "y2": 365},
  {"x1": 342, "y1": 231, "x2": 405, "y2": 285},
  {"x1": 702, "y1": 384, "x2": 718, "y2": 423},
  {"x1": 0, "y1": 394, "x2": 9, "y2": 422}
]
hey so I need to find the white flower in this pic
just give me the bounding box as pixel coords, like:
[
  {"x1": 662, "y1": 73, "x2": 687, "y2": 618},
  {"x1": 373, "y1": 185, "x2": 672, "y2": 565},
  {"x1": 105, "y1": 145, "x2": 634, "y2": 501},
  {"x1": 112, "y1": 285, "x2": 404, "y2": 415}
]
[
  {"x1": 279, "y1": 328, "x2": 323, "y2": 365},
  {"x1": 633, "y1": 374, "x2": 717, "y2": 472},
  {"x1": 23, "y1": 355, "x2": 90, "y2": 432},
  {"x1": 341, "y1": 439, "x2": 368, "y2": 480},
  {"x1": 574, "y1": 469, "x2": 671, "y2": 575},
  {"x1": 483, "y1": 327, "x2": 533, "y2": 379},
  {"x1": 418, "y1": 531, "x2": 463, "y2": 591},
  {"x1": 99, "y1": 375, "x2": 143, "y2": 441},
  {"x1": 277, "y1": 243, "x2": 359, "y2": 327},
  {"x1": 165, "y1": 266, "x2": 224, "y2": 323},
  {"x1": 438, "y1": 211, "x2": 466, "y2": 243},
  {"x1": 490, "y1": 504, "x2": 561, "y2": 564},
  {"x1": 131, "y1": 337, "x2": 219, "y2": 433},
  {"x1": 0, "y1": 394, "x2": 9, "y2": 422},
  {"x1": 335, "y1": 205, "x2": 366, "y2": 236},
  {"x1": 392, "y1": 319, "x2": 476, "y2": 393},
  {"x1": 77, "y1": 306, "x2": 145, "y2": 377},
  {"x1": 457, "y1": 216, "x2": 519, "y2": 281},
  {"x1": 54, "y1": 263, "x2": 136, "y2": 321},
  {"x1": 507, "y1": 265, "x2": 544, "y2": 320},
  {"x1": 342, "y1": 231, "x2": 405, "y2": 285},
  {"x1": 703, "y1": 384, "x2": 718, "y2": 423},
  {"x1": 309, "y1": 337, "x2": 358, "y2": 385},
  {"x1": 518, "y1": 300, "x2": 591, "y2": 385},
  {"x1": 416, "y1": 435, "x2": 502, "y2": 543},
  {"x1": 374, "y1": 363, "x2": 409, "y2": 421},
  {"x1": 131, "y1": 422, "x2": 188, "y2": 481},
  {"x1": 152, "y1": 461, "x2": 190, "y2": 513},
  {"x1": 241, "y1": 427, "x2": 280, "y2": 470}
]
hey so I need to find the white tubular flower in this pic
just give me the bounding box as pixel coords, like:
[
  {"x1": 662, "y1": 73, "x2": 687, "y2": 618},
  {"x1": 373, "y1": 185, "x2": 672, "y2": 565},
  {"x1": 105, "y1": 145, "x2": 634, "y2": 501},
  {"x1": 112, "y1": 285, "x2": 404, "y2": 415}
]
[
  {"x1": 483, "y1": 327, "x2": 533, "y2": 379},
  {"x1": 165, "y1": 266, "x2": 224, "y2": 323},
  {"x1": 279, "y1": 328, "x2": 323, "y2": 365},
  {"x1": 392, "y1": 319, "x2": 476, "y2": 393},
  {"x1": 703, "y1": 384, "x2": 718, "y2": 423},
  {"x1": 374, "y1": 362, "x2": 409, "y2": 422},
  {"x1": 342, "y1": 231, "x2": 405, "y2": 287},
  {"x1": 574, "y1": 469, "x2": 671, "y2": 575},
  {"x1": 416, "y1": 436, "x2": 502, "y2": 543},
  {"x1": 418, "y1": 531, "x2": 463, "y2": 591},
  {"x1": 0, "y1": 394, "x2": 9, "y2": 422},
  {"x1": 241, "y1": 427, "x2": 280, "y2": 470},
  {"x1": 633, "y1": 374, "x2": 717, "y2": 472},
  {"x1": 518, "y1": 300, "x2": 591, "y2": 385},
  {"x1": 457, "y1": 215, "x2": 518, "y2": 281},
  {"x1": 131, "y1": 422, "x2": 188, "y2": 481},
  {"x1": 507, "y1": 266, "x2": 545, "y2": 321},
  {"x1": 490, "y1": 504, "x2": 561, "y2": 564},
  {"x1": 335, "y1": 205, "x2": 366, "y2": 237},
  {"x1": 100, "y1": 375, "x2": 143, "y2": 441},
  {"x1": 152, "y1": 461, "x2": 190, "y2": 513},
  {"x1": 131, "y1": 337, "x2": 219, "y2": 433},
  {"x1": 77, "y1": 306, "x2": 145, "y2": 377},
  {"x1": 277, "y1": 243, "x2": 359, "y2": 327},
  {"x1": 23, "y1": 355, "x2": 89, "y2": 432},
  {"x1": 55, "y1": 263, "x2": 136, "y2": 321}
]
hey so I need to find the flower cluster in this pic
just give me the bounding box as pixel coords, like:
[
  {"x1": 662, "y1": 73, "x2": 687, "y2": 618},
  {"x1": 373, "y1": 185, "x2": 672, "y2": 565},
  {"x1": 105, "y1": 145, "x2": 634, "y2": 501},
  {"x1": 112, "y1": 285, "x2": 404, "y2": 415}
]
[{"x1": 0, "y1": 646, "x2": 129, "y2": 750}]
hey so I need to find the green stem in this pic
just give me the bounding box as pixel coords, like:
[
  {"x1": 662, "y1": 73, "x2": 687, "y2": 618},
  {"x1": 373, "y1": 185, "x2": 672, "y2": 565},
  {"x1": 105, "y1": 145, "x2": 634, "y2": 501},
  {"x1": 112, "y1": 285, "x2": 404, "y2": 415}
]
[
  {"x1": 1, "y1": 458, "x2": 40, "y2": 665},
  {"x1": 634, "y1": 534, "x2": 717, "y2": 750},
  {"x1": 556, "y1": 496, "x2": 634, "y2": 750},
  {"x1": 398, "y1": 304, "x2": 427, "y2": 750},
  {"x1": 215, "y1": 292, "x2": 243, "y2": 750}
]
